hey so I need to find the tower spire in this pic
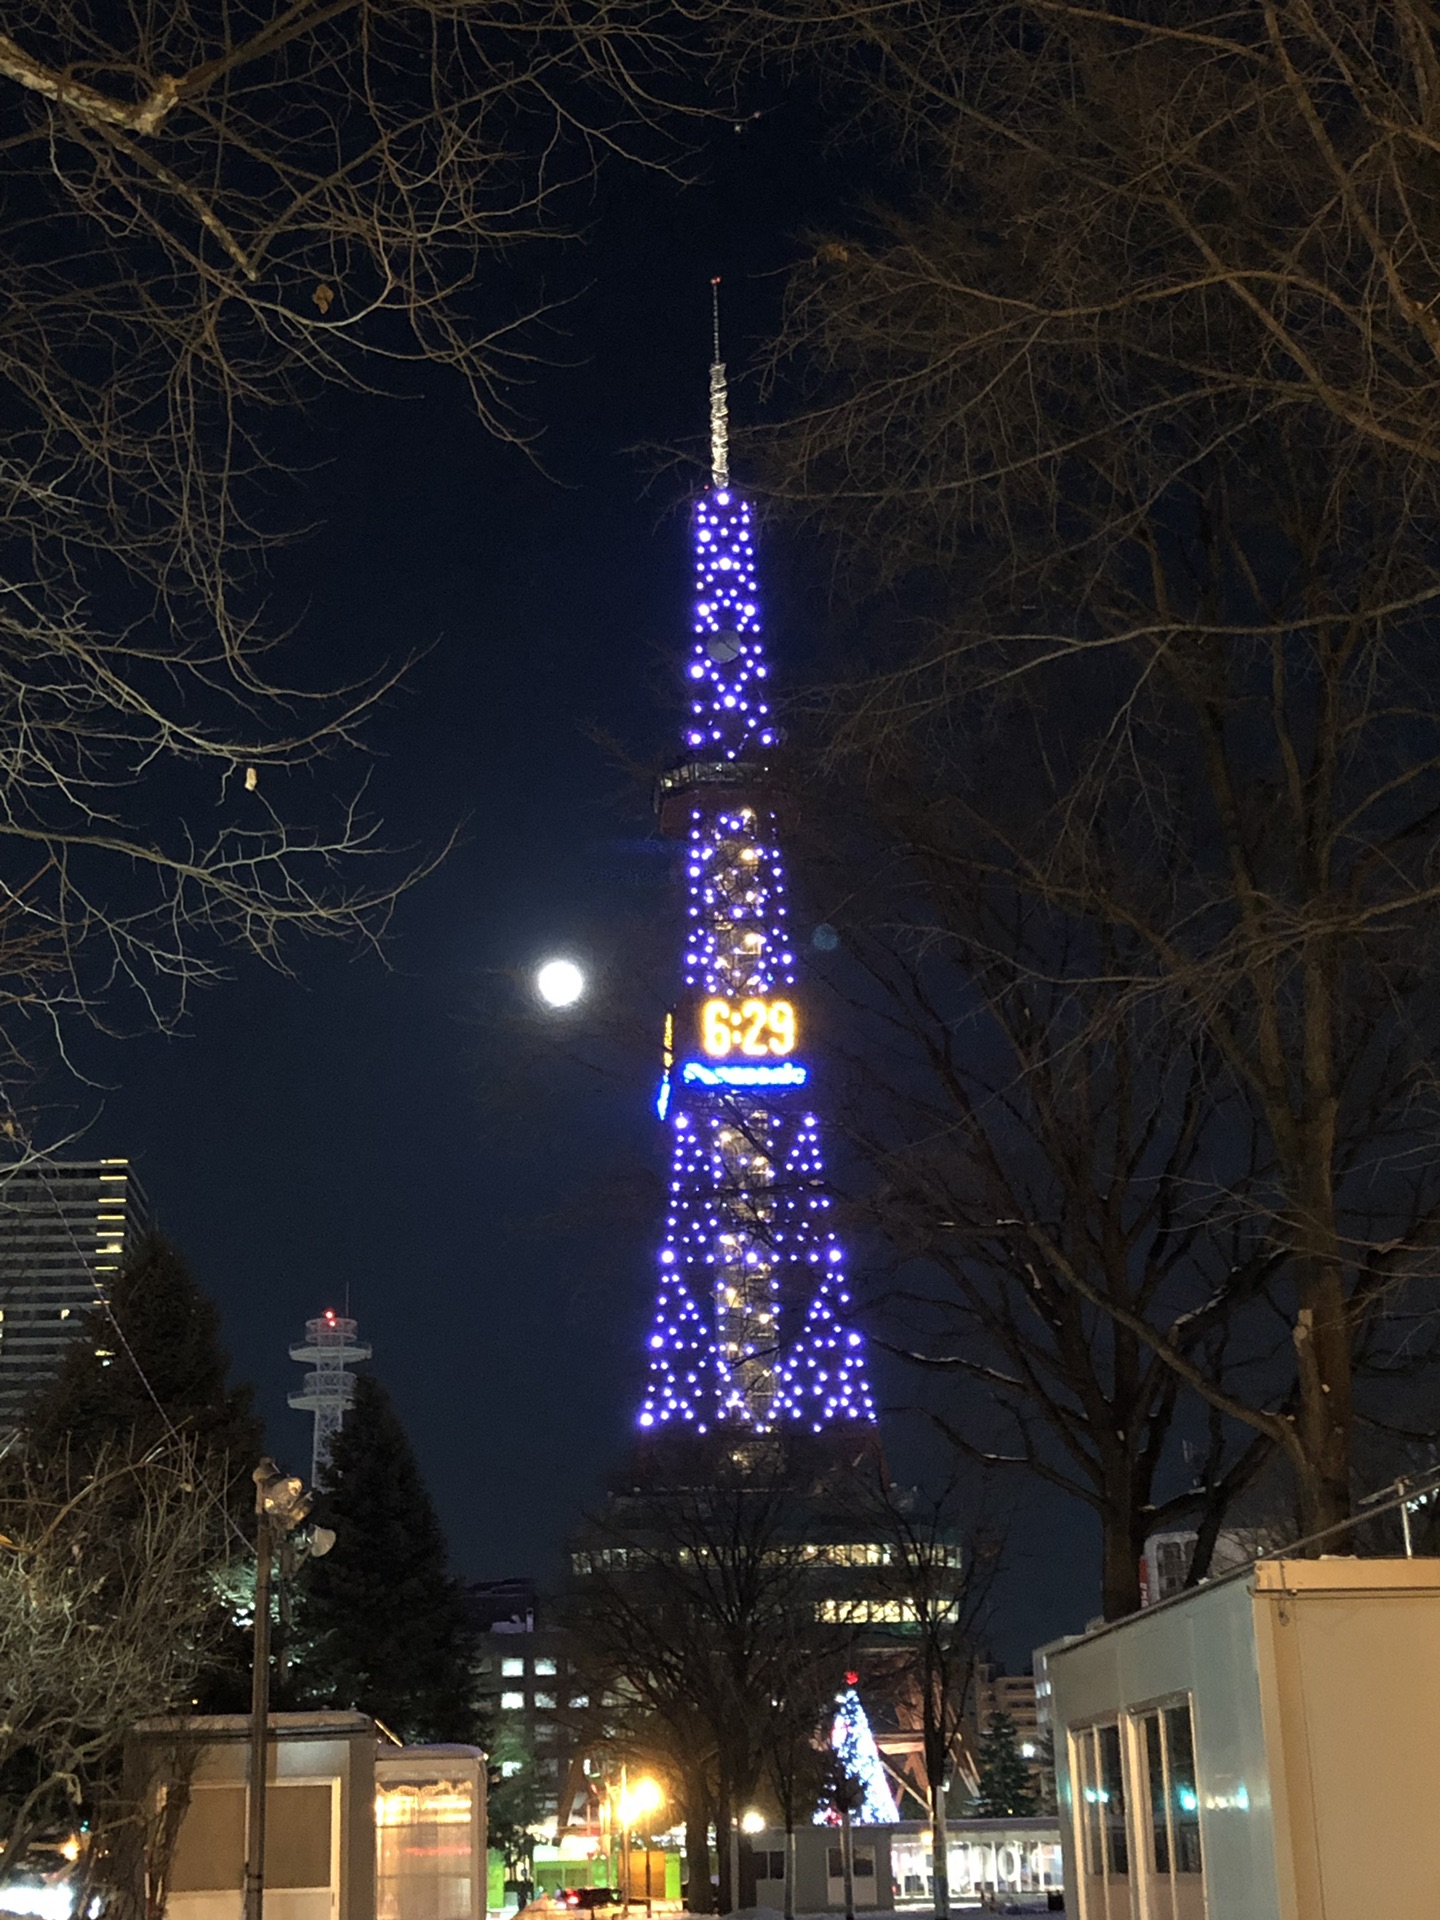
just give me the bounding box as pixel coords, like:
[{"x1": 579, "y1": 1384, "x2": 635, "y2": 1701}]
[{"x1": 709, "y1": 276, "x2": 729, "y2": 492}]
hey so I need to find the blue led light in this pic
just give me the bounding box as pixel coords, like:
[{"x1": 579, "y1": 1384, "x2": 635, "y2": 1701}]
[{"x1": 680, "y1": 1059, "x2": 808, "y2": 1088}]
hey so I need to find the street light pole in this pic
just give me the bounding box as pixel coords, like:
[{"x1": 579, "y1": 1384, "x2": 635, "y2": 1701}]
[
  {"x1": 244, "y1": 1458, "x2": 333, "y2": 1920},
  {"x1": 244, "y1": 1503, "x2": 275, "y2": 1920}
]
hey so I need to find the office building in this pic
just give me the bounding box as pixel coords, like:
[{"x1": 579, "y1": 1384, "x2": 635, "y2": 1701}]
[
  {"x1": 0, "y1": 1156, "x2": 148, "y2": 1427},
  {"x1": 468, "y1": 1579, "x2": 588, "y2": 1824}
]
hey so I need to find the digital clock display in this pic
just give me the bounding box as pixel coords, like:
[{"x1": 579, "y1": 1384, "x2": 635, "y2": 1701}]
[{"x1": 698, "y1": 996, "x2": 798, "y2": 1059}]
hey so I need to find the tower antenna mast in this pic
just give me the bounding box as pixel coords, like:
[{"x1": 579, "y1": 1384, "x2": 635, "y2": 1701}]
[{"x1": 709, "y1": 276, "x2": 729, "y2": 491}]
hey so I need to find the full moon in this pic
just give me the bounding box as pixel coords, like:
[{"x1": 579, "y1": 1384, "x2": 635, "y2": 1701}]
[{"x1": 535, "y1": 958, "x2": 585, "y2": 1008}]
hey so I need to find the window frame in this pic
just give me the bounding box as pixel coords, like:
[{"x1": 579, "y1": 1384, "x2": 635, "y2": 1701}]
[
  {"x1": 1130, "y1": 1692, "x2": 1204, "y2": 1919},
  {"x1": 1070, "y1": 1692, "x2": 1207, "y2": 1920}
]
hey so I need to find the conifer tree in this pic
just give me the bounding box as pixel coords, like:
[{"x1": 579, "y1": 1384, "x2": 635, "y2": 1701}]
[
  {"x1": 25, "y1": 1229, "x2": 260, "y2": 1495},
  {"x1": 22, "y1": 1229, "x2": 260, "y2": 1708},
  {"x1": 297, "y1": 1373, "x2": 478, "y2": 1743},
  {"x1": 972, "y1": 1712, "x2": 1038, "y2": 1818}
]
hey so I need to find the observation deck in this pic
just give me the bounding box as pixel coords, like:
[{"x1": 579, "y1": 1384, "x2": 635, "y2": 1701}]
[
  {"x1": 287, "y1": 1312, "x2": 371, "y2": 1378},
  {"x1": 656, "y1": 755, "x2": 769, "y2": 834}
]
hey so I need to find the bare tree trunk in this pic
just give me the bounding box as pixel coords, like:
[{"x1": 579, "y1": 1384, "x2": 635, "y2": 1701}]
[
  {"x1": 715, "y1": 1778, "x2": 734, "y2": 1915},
  {"x1": 929, "y1": 1776, "x2": 949, "y2": 1920},
  {"x1": 1294, "y1": 1278, "x2": 1355, "y2": 1544},
  {"x1": 1100, "y1": 1495, "x2": 1145, "y2": 1622},
  {"x1": 840, "y1": 1808, "x2": 856, "y2": 1920},
  {"x1": 783, "y1": 1821, "x2": 797, "y2": 1920},
  {"x1": 684, "y1": 1785, "x2": 713, "y2": 1914}
]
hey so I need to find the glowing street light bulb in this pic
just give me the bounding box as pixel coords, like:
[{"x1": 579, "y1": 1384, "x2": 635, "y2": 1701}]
[
  {"x1": 536, "y1": 958, "x2": 585, "y2": 1008},
  {"x1": 618, "y1": 1777, "x2": 665, "y2": 1825}
]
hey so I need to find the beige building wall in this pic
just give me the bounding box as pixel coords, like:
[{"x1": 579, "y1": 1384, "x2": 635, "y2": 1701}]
[
  {"x1": 1251, "y1": 1559, "x2": 1440, "y2": 1918},
  {"x1": 131, "y1": 1713, "x2": 377, "y2": 1920}
]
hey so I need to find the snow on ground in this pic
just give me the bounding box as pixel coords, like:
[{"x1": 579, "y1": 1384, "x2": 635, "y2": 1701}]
[{"x1": 708, "y1": 1906, "x2": 1064, "y2": 1919}]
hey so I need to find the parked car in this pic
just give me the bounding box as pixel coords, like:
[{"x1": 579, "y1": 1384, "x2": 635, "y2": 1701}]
[{"x1": 522, "y1": 1891, "x2": 620, "y2": 1916}]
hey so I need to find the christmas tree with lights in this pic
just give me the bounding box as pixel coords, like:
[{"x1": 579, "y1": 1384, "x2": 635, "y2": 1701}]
[
  {"x1": 826, "y1": 1673, "x2": 900, "y2": 1826},
  {"x1": 638, "y1": 292, "x2": 877, "y2": 1441}
]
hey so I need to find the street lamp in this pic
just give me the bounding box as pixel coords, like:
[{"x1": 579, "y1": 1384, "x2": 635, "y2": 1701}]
[
  {"x1": 616, "y1": 1776, "x2": 664, "y2": 1918},
  {"x1": 245, "y1": 1457, "x2": 334, "y2": 1920}
]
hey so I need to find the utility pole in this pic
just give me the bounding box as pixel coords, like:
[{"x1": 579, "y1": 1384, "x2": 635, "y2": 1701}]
[
  {"x1": 245, "y1": 1458, "x2": 333, "y2": 1920},
  {"x1": 245, "y1": 1484, "x2": 277, "y2": 1920}
]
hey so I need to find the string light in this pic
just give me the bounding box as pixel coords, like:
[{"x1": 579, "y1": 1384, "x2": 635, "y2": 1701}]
[
  {"x1": 637, "y1": 442, "x2": 876, "y2": 1438},
  {"x1": 819, "y1": 1682, "x2": 900, "y2": 1826}
]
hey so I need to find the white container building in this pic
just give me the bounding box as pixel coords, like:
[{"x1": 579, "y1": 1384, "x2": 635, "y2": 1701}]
[{"x1": 1042, "y1": 1555, "x2": 1440, "y2": 1919}]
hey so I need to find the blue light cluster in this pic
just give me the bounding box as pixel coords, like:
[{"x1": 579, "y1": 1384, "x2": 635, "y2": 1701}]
[
  {"x1": 636, "y1": 481, "x2": 877, "y2": 1439},
  {"x1": 686, "y1": 492, "x2": 777, "y2": 762}
]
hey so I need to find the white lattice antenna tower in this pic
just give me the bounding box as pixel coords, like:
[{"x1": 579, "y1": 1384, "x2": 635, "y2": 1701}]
[
  {"x1": 709, "y1": 276, "x2": 729, "y2": 490},
  {"x1": 288, "y1": 1309, "x2": 371, "y2": 1487}
]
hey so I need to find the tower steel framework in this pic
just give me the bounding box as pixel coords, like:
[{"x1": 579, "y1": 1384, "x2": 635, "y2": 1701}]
[
  {"x1": 638, "y1": 320, "x2": 876, "y2": 1439},
  {"x1": 288, "y1": 1309, "x2": 371, "y2": 1486}
]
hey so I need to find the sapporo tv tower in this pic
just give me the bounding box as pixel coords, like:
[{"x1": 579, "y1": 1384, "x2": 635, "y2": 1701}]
[{"x1": 638, "y1": 290, "x2": 877, "y2": 1441}]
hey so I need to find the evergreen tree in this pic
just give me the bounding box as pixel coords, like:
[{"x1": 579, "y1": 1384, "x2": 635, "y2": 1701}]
[
  {"x1": 830, "y1": 1681, "x2": 899, "y2": 1824},
  {"x1": 22, "y1": 1229, "x2": 260, "y2": 1709},
  {"x1": 25, "y1": 1229, "x2": 260, "y2": 1498},
  {"x1": 485, "y1": 1724, "x2": 544, "y2": 1889},
  {"x1": 297, "y1": 1373, "x2": 478, "y2": 1743},
  {"x1": 972, "y1": 1712, "x2": 1038, "y2": 1818}
]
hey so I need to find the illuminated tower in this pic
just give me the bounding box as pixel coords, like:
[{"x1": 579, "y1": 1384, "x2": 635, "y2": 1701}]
[
  {"x1": 639, "y1": 297, "x2": 877, "y2": 1439},
  {"x1": 288, "y1": 1309, "x2": 371, "y2": 1486}
]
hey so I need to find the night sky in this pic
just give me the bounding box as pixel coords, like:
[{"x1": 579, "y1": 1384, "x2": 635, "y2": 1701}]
[{"x1": 59, "y1": 106, "x2": 1095, "y2": 1668}]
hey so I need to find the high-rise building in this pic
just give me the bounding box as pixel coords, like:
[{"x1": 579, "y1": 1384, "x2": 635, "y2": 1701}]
[
  {"x1": 0, "y1": 1156, "x2": 149, "y2": 1427},
  {"x1": 467, "y1": 1579, "x2": 588, "y2": 1825},
  {"x1": 639, "y1": 326, "x2": 876, "y2": 1440},
  {"x1": 288, "y1": 1309, "x2": 371, "y2": 1487}
]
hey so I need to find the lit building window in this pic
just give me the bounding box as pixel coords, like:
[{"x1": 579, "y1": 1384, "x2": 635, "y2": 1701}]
[
  {"x1": 501, "y1": 1658, "x2": 525, "y2": 1678},
  {"x1": 534, "y1": 1657, "x2": 557, "y2": 1676},
  {"x1": 500, "y1": 1692, "x2": 525, "y2": 1711},
  {"x1": 534, "y1": 1693, "x2": 556, "y2": 1711},
  {"x1": 816, "y1": 1598, "x2": 925, "y2": 1626}
]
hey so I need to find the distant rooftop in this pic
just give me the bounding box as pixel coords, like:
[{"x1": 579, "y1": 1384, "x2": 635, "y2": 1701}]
[{"x1": 465, "y1": 1576, "x2": 538, "y2": 1634}]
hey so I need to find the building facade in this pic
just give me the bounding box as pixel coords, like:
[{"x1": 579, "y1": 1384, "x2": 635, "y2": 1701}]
[
  {"x1": 972, "y1": 1663, "x2": 1043, "y2": 1755},
  {"x1": 468, "y1": 1579, "x2": 589, "y2": 1826},
  {"x1": 0, "y1": 1156, "x2": 148, "y2": 1427}
]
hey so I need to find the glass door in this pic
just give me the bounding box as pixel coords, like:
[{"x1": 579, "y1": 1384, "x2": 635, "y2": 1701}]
[
  {"x1": 1071, "y1": 1721, "x2": 1133, "y2": 1920},
  {"x1": 1134, "y1": 1699, "x2": 1206, "y2": 1920}
]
